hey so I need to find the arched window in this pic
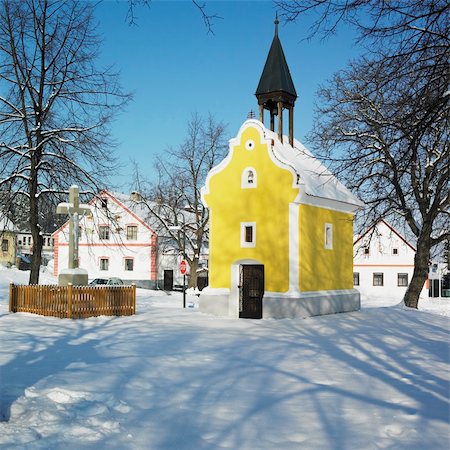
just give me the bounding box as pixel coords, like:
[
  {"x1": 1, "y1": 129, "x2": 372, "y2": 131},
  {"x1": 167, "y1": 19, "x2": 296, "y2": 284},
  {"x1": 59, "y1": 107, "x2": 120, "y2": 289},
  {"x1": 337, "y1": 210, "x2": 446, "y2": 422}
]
[{"x1": 241, "y1": 167, "x2": 257, "y2": 188}]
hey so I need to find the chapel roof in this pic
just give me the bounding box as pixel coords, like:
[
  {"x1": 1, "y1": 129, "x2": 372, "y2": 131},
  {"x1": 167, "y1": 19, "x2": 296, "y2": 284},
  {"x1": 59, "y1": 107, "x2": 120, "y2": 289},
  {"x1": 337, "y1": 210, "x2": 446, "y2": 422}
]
[{"x1": 255, "y1": 17, "x2": 297, "y2": 99}]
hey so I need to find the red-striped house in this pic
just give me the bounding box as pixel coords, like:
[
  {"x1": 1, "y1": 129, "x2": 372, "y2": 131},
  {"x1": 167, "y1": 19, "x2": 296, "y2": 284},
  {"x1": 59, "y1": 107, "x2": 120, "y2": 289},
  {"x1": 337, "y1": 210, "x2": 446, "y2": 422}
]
[{"x1": 53, "y1": 191, "x2": 161, "y2": 288}]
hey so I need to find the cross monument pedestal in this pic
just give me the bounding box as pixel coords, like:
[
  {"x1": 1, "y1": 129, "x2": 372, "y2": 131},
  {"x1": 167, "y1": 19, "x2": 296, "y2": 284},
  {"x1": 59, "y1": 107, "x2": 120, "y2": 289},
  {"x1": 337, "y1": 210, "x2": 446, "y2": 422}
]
[{"x1": 56, "y1": 185, "x2": 91, "y2": 286}]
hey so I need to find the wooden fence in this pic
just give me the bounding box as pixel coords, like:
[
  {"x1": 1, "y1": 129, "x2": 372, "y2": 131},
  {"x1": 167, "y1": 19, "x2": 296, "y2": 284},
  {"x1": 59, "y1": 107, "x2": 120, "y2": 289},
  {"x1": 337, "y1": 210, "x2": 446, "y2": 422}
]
[{"x1": 9, "y1": 283, "x2": 136, "y2": 319}]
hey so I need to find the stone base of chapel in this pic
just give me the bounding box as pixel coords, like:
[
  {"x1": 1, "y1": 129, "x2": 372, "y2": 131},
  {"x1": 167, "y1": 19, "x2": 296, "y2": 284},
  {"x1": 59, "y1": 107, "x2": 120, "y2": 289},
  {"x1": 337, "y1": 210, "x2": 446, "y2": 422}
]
[{"x1": 199, "y1": 288, "x2": 360, "y2": 319}]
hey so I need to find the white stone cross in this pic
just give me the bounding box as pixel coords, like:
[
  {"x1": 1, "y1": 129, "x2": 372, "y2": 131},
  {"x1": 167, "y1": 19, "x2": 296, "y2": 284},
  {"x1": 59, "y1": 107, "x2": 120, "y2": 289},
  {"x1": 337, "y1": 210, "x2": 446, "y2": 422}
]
[{"x1": 56, "y1": 185, "x2": 91, "y2": 269}]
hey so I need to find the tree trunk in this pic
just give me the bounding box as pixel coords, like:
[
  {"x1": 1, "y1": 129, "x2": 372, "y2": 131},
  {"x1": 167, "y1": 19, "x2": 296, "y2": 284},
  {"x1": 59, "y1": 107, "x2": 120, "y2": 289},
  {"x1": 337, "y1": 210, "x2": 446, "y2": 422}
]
[
  {"x1": 403, "y1": 233, "x2": 430, "y2": 309},
  {"x1": 188, "y1": 257, "x2": 199, "y2": 288},
  {"x1": 28, "y1": 158, "x2": 42, "y2": 285}
]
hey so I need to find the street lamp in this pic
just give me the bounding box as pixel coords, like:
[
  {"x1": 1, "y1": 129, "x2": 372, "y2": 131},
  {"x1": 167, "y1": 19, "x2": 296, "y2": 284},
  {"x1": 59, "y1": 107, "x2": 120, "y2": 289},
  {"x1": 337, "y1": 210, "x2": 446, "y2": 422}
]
[{"x1": 168, "y1": 224, "x2": 186, "y2": 308}]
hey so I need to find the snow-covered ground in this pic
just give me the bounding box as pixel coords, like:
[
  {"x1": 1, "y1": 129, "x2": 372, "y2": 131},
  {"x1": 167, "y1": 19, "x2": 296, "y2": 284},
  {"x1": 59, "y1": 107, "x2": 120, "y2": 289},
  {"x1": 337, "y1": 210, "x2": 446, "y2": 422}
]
[{"x1": 0, "y1": 267, "x2": 449, "y2": 449}]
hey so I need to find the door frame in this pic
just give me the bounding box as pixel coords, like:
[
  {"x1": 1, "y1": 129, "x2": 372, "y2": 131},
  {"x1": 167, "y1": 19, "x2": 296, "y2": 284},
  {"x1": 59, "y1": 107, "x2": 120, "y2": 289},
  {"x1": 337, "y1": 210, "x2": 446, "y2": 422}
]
[{"x1": 230, "y1": 259, "x2": 264, "y2": 318}]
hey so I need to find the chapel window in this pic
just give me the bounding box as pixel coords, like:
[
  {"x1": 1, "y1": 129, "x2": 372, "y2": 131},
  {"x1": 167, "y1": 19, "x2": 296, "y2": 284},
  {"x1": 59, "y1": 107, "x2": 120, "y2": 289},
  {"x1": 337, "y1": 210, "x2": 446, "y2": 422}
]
[
  {"x1": 240, "y1": 222, "x2": 256, "y2": 248},
  {"x1": 241, "y1": 167, "x2": 257, "y2": 188},
  {"x1": 324, "y1": 223, "x2": 333, "y2": 250}
]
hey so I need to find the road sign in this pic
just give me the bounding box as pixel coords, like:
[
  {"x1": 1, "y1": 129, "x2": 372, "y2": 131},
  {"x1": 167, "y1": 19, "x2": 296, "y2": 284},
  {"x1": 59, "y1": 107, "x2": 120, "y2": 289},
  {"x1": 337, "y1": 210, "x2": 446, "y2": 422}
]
[{"x1": 180, "y1": 260, "x2": 187, "y2": 275}]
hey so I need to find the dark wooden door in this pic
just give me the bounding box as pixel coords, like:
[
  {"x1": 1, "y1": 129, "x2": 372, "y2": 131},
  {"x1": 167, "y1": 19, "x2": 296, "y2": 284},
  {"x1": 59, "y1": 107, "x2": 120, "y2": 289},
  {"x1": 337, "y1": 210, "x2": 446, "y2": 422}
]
[
  {"x1": 164, "y1": 270, "x2": 174, "y2": 291},
  {"x1": 239, "y1": 265, "x2": 264, "y2": 319}
]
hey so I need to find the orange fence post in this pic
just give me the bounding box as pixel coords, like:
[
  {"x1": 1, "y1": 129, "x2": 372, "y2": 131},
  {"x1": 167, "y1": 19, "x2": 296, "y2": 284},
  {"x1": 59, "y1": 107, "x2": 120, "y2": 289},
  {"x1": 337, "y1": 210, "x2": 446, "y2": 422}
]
[
  {"x1": 9, "y1": 282, "x2": 14, "y2": 313},
  {"x1": 67, "y1": 283, "x2": 73, "y2": 319}
]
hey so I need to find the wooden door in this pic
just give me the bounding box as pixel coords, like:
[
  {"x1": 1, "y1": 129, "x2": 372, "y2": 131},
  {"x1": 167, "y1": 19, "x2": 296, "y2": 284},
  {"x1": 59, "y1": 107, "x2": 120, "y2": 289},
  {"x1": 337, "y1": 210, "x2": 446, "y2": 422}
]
[{"x1": 239, "y1": 265, "x2": 264, "y2": 319}]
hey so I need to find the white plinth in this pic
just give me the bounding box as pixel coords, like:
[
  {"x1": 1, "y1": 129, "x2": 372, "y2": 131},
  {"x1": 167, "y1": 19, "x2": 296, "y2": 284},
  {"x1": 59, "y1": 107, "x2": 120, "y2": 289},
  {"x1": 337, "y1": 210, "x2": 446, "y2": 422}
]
[{"x1": 58, "y1": 268, "x2": 89, "y2": 286}]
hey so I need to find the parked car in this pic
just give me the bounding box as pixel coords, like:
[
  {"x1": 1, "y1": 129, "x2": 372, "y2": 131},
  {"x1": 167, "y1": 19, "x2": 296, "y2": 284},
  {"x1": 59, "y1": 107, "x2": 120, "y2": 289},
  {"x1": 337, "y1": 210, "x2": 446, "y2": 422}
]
[{"x1": 89, "y1": 277, "x2": 124, "y2": 286}]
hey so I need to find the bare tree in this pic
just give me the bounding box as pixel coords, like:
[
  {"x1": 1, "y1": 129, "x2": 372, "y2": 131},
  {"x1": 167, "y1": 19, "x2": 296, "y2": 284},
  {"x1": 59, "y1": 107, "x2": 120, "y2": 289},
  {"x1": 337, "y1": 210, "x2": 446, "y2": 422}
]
[
  {"x1": 133, "y1": 113, "x2": 228, "y2": 288},
  {"x1": 126, "y1": 0, "x2": 222, "y2": 32},
  {"x1": 274, "y1": 0, "x2": 449, "y2": 308},
  {"x1": 309, "y1": 52, "x2": 448, "y2": 309},
  {"x1": 0, "y1": 0, "x2": 130, "y2": 284}
]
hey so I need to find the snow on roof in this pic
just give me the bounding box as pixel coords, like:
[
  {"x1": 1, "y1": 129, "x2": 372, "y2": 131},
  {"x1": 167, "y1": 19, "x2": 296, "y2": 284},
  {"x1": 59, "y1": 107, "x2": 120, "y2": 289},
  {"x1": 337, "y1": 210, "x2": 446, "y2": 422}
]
[
  {"x1": 244, "y1": 119, "x2": 363, "y2": 208},
  {"x1": 106, "y1": 191, "x2": 160, "y2": 231}
]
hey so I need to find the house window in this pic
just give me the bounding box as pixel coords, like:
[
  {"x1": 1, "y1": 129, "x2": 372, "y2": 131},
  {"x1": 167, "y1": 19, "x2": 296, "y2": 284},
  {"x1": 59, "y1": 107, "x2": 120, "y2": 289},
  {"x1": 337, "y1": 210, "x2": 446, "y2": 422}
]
[
  {"x1": 373, "y1": 273, "x2": 384, "y2": 286},
  {"x1": 125, "y1": 258, "x2": 134, "y2": 271},
  {"x1": 398, "y1": 273, "x2": 408, "y2": 287},
  {"x1": 241, "y1": 167, "x2": 257, "y2": 188},
  {"x1": 240, "y1": 222, "x2": 256, "y2": 248},
  {"x1": 99, "y1": 258, "x2": 109, "y2": 271},
  {"x1": 392, "y1": 248, "x2": 398, "y2": 255},
  {"x1": 99, "y1": 225, "x2": 110, "y2": 240},
  {"x1": 324, "y1": 223, "x2": 333, "y2": 249},
  {"x1": 126, "y1": 225, "x2": 138, "y2": 240},
  {"x1": 1, "y1": 239, "x2": 8, "y2": 252},
  {"x1": 353, "y1": 272, "x2": 360, "y2": 286},
  {"x1": 101, "y1": 198, "x2": 108, "y2": 209},
  {"x1": 364, "y1": 247, "x2": 370, "y2": 256}
]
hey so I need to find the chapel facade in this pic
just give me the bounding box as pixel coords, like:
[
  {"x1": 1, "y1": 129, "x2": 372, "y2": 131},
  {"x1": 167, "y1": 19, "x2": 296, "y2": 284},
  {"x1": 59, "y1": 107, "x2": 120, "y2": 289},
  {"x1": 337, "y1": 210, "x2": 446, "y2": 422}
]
[{"x1": 199, "y1": 19, "x2": 363, "y2": 319}]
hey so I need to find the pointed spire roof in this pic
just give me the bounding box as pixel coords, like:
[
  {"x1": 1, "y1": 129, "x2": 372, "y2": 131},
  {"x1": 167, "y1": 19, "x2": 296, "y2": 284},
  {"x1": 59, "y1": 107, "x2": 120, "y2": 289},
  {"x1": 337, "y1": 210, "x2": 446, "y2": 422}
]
[{"x1": 255, "y1": 16, "x2": 297, "y2": 98}]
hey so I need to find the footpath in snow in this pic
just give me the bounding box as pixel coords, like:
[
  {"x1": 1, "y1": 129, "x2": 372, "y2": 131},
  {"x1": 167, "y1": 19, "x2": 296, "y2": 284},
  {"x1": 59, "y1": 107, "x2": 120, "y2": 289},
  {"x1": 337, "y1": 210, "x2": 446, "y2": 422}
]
[{"x1": 0, "y1": 267, "x2": 449, "y2": 449}]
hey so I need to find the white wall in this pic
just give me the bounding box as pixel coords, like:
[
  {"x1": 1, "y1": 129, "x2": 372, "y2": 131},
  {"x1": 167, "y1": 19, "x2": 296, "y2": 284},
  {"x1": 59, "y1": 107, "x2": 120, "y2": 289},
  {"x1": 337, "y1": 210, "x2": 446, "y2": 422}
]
[{"x1": 353, "y1": 221, "x2": 426, "y2": 302}]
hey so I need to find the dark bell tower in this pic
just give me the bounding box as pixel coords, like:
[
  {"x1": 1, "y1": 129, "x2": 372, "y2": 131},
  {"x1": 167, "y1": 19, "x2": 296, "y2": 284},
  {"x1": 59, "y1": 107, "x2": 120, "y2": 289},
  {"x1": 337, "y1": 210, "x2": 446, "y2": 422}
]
[{"x1": 255, "y1": 15, "x2": 297, "y2": 146}]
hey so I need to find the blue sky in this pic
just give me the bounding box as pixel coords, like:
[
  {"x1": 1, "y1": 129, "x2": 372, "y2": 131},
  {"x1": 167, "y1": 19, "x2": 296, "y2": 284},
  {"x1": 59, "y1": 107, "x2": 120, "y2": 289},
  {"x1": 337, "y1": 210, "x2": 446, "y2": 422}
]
[{"x1": 95, "y1": 1, "x2": 360, "y2": 190}]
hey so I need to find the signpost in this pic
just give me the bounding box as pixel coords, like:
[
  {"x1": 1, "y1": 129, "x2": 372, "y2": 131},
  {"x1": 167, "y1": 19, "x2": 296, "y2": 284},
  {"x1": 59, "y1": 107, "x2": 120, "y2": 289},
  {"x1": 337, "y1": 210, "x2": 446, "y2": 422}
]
[{"x1": 180, "y1": 259, "x2": 187, "y2": 308}]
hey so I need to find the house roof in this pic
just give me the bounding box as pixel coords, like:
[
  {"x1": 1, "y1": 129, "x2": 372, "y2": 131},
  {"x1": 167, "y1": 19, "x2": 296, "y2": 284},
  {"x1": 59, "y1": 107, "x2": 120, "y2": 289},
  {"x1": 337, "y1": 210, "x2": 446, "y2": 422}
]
[
  {"x1": 255, "y1": 18, "x2": 297, "y2": 99},
  {"x1": 244, "y1": 119, "x2": 363, "y2": 208},
  {"x1": 53, "y1": 190, "x2": 158, "y2": 237},
  {"x1": 354, "y1": 219, "x2": 416, "y2": 251}
]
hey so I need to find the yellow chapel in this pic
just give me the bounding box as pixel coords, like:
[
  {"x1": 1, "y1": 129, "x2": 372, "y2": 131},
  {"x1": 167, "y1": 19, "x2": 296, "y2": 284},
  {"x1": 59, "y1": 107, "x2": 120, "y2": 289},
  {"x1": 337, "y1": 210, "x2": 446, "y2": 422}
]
[{"x1": 199, "y1": 18, "x2": 363, "y2": 319}]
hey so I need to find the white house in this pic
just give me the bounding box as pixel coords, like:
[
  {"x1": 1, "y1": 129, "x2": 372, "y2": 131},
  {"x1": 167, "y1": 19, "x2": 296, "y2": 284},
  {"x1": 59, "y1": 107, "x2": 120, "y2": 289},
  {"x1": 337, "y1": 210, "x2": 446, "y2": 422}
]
[
  {"x1": 53, "y1": 190, "x2": 204, "y2": 290},
  {"x1": 53, "y1": 191, "x2": 161, "y2": 288},
  {"x1": 353, "y1": 219, "x2": 427, "y2": 303},
  {"x1": 17, "y1": 232, "x2": 54, "y2": 266}
]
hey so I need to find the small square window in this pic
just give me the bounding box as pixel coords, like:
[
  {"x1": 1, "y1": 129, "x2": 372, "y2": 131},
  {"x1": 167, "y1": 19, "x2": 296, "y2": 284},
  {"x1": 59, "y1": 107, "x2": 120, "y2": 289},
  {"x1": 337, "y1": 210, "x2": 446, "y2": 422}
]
[
  {"x1": 125, "y1": 258, "x2": 134, "y2": 271},
  {"x1": 364, "y1": 247, "x2": 370, "y2": 255},
  {"x1": 373, "y1": 273, "x2": 384, "y2": 286},
  {"x1": 240, "y1": 222, "x2": 256, "y2": 248},
  {"x1": 100, "y1": 258, "x2": 109, "y2": 271},
  {"x1": 398, "y1": 273, "x2": 408, "y2": 287},
  {"x1": 353, "y1": 272, "x2": 360, "y2": 286},
  {"x1": 99, "y1": 226, "x2": 110, "y2": 240},
  {"x1": 126, "y1": 225, "x2": 138, "y2": 240},
  {"x1": 392, "y1": 248, "x2": 398, "y2": 255}
]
